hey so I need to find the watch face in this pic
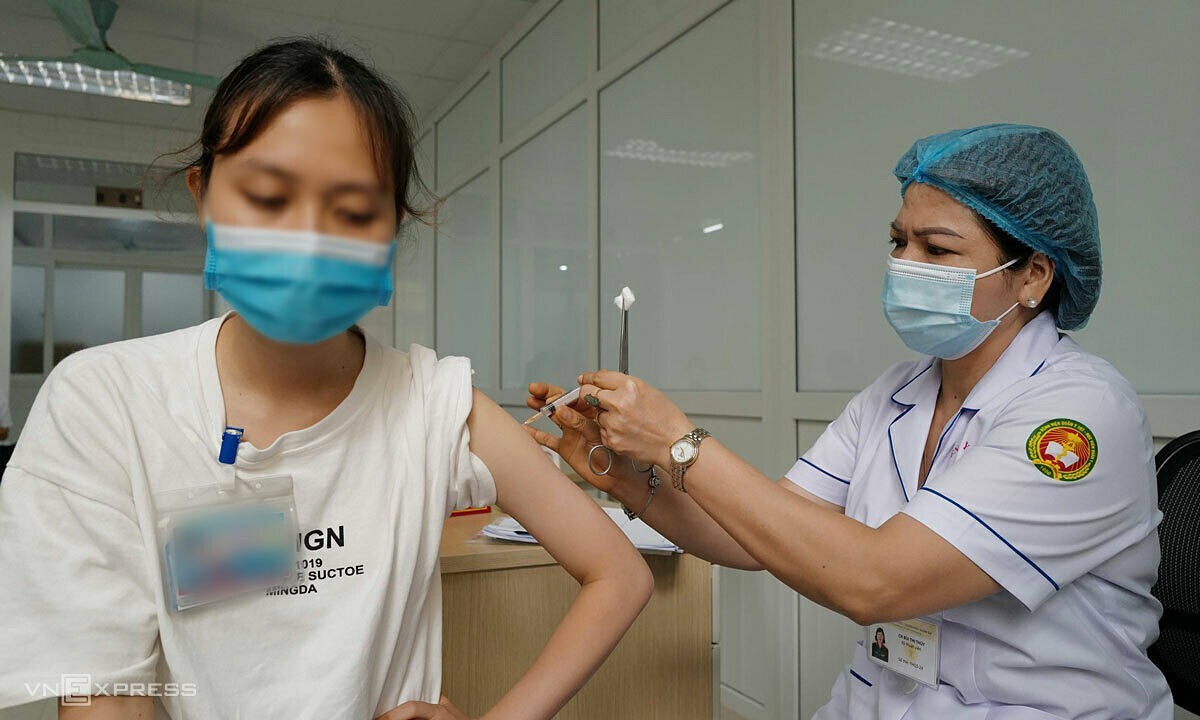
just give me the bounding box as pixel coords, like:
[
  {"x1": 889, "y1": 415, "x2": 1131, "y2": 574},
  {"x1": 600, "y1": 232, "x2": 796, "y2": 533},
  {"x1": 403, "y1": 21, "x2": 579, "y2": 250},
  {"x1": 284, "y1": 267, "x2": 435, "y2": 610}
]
[{"x1": 671, "y1": 440, "x2": 696, "y2": 464}]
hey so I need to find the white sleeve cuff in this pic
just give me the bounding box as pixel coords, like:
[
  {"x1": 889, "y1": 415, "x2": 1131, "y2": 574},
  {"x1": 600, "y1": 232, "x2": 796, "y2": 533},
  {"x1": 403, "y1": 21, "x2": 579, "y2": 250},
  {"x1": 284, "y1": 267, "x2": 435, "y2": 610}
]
[
  {"x1": 783, "y1": 457, "x2": 850, "y2": 507},
  {"x1": 902, "y1": 487, "x2": 1058, "y2": 611}
]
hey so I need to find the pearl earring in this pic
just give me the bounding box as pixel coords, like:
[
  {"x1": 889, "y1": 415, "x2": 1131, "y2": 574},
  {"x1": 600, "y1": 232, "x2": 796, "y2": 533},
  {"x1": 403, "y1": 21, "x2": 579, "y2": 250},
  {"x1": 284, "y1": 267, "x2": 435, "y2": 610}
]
[{"x1": 1024, "y1": 298, "x2": 1038, "y2": 307}]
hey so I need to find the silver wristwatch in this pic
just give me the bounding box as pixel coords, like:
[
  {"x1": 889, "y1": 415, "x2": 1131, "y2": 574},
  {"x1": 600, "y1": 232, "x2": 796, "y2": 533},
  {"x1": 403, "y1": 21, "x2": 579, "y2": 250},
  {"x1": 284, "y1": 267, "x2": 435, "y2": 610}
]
[{"x1": 669, "y1": 427, "x2": 711, "y2": 493}]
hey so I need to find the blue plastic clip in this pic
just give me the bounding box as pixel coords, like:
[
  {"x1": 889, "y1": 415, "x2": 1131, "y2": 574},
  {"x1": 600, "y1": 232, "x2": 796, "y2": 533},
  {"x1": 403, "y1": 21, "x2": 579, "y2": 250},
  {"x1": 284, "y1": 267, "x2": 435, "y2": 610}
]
[{"x1": 219, "y1": 426, "x2": 244, "y2": 465}]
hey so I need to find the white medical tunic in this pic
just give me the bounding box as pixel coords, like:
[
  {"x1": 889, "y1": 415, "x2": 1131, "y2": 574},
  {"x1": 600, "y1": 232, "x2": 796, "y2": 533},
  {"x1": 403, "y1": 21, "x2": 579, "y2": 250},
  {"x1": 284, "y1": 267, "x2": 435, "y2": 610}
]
[{"x1": 785, "y1": 312, "x2": 1172, "y2": 720}]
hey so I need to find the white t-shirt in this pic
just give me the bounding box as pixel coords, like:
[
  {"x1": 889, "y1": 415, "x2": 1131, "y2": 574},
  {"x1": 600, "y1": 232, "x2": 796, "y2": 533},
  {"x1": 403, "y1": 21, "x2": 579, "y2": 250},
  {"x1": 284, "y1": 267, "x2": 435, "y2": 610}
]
[
  {"x1": 786, "y1": 312, "x2": 1171, "y2": 720},
  {"x1": 0, "y1": 315, "x2": 496, "y2": 718}
]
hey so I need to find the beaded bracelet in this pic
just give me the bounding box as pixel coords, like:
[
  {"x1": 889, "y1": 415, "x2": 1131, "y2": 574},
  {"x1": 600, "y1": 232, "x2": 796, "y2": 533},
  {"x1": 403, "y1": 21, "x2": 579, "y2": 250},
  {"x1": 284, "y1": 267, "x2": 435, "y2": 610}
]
[{"x1": 623, "y1": 466, "x2": 662, "y2": 520}]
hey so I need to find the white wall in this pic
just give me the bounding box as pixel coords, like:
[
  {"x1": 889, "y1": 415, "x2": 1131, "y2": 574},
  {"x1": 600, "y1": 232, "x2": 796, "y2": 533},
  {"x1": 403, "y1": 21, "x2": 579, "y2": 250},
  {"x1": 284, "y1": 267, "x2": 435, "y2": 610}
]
[{"x1": 792, "y1": 0, "x2": 1200, "y2": 407}]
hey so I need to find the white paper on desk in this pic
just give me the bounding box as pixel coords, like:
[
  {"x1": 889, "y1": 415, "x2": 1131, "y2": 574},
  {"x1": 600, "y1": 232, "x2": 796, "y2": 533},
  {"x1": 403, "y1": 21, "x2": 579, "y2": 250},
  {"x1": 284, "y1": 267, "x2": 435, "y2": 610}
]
[{"x1": 481, "y1": 508, "x2": 683, "y2": 555}]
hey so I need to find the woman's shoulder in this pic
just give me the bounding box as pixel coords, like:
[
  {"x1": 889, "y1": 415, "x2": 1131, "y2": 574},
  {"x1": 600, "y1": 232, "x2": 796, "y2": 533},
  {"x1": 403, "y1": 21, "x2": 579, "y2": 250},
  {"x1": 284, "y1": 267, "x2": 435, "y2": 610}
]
[
  {"x1": 20, "y1": 321, "x2": 213, "y2": 440},
  {"x1": 386, "y1": 343, "x2": 470, "y2": 382},
  {"x1": 43, "y1": 321, "x2": 212, "y2": 399},
  {"x1": 8, "y1": 323, "x2": 211, "y2": 504},
  {"x1": 381, "y1": 343, "x2": 474, "y2": 412},
  {"x1": 1027, "y1": 337, "x2": 1141, "y2": 408},
  {"x1": 992, "y1": 338, "x2": 1147, "y2": 435}
]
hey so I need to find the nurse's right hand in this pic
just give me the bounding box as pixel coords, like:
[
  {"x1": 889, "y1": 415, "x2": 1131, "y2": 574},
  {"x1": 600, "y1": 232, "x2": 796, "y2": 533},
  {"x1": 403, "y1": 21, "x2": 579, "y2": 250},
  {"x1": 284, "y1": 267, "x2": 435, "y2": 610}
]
[{"x1": 524, "y1": 382, "x2": 640, "y2": 496}]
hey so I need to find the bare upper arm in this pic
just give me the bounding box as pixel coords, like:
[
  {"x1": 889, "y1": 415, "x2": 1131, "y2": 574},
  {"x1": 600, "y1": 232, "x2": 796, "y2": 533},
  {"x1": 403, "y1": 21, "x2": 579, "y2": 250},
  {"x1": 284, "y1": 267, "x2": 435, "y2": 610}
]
[
  {"x1": 466, "y1": 389, "x2": 651, "y2": 591},
  {"x1": 777, "y1": 476, "x2": 998, "y2": 623},
  {"x1": 862, "y1": 513, "x2": 1002, "y2": 623},
  {"x1": 60, "y1": 696, "x2": 153, "y2": 719},
  {"x1": 778, "y1": 477, "x2": 845, "y2": 513}
]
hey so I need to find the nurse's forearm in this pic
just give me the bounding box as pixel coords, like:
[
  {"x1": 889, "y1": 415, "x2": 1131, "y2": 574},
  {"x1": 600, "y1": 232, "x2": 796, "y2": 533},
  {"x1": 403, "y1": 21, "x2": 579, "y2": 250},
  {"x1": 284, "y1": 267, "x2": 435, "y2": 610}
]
[
  {"x1": 606, "y1": 468, "x2": 763, "y2": 570},
  {"x1": 678, "y1": 439, "x2": 889, "y2": 623},
  {"x1": 481, "y1": 574, "x2": 648, "y2": 720}
]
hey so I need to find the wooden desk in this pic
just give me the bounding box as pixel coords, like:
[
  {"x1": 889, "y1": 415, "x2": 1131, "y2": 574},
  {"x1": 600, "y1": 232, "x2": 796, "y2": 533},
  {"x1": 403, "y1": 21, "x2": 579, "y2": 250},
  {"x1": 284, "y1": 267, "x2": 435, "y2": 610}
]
[{"x1": 440, "y1": 508, "x2": 714, "y2": 719}]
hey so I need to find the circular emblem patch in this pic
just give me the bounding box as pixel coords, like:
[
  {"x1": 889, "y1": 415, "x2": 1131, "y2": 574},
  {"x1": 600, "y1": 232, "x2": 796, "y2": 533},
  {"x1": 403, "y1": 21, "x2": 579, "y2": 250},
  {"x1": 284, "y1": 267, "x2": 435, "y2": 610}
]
[{"x1": 1026, "y1": 418, "x2": 1097, "y2": 481}]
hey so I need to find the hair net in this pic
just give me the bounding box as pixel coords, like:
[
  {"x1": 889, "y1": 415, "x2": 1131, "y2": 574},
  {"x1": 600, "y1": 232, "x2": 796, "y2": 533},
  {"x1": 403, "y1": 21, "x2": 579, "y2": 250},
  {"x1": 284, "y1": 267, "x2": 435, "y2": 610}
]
[{"x1": 893, "y1": 123, "x2": 1100, "y2": 330}]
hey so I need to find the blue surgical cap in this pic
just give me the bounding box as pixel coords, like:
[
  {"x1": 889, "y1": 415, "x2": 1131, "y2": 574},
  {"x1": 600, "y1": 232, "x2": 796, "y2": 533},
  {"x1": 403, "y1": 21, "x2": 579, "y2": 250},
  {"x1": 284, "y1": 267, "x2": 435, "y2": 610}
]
[{"x1": 893, "y1": 123, "x2": 1101, "y2": 330}]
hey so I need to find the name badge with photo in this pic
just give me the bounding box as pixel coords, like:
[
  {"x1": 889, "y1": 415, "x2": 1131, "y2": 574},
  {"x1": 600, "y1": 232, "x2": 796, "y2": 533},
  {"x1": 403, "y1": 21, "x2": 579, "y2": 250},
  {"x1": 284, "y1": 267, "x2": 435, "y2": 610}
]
[{"x1": 864, "y1": 617, "x2": 941, "y2": 688}]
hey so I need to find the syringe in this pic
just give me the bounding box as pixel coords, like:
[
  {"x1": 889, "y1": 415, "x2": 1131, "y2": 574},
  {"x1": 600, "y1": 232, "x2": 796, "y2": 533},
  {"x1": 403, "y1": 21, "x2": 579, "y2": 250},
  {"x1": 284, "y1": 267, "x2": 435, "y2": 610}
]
[{"x1": 522, "y1": 387, "x2": 582, "y2": 426}]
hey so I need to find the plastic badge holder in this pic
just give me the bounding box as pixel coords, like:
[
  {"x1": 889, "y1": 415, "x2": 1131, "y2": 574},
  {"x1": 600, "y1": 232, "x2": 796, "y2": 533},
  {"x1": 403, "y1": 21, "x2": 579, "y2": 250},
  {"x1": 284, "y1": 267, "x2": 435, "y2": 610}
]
[{"x1": 154, "y1": 474, "x2": 298, "y2": 611}]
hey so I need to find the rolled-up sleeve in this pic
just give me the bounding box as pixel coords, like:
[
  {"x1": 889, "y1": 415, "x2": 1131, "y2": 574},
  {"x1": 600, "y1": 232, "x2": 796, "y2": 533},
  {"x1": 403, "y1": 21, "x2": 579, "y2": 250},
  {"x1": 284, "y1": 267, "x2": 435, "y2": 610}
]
[{"x1": 409, "y1": 346, "x2": 497, "y2": 513}]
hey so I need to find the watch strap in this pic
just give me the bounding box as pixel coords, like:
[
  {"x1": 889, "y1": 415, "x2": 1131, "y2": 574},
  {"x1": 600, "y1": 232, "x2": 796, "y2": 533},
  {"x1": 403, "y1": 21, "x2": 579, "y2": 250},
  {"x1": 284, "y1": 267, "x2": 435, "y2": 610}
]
[{"x1": 670, "y1": 427, "x2": 710, "y2": 493}]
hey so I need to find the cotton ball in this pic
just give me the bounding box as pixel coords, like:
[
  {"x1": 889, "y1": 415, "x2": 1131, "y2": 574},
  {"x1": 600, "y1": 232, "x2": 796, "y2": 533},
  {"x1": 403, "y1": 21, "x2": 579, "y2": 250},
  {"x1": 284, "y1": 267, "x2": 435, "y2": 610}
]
[{"x1": 613, "y1": 286, "x2": 636, "y2": 310}]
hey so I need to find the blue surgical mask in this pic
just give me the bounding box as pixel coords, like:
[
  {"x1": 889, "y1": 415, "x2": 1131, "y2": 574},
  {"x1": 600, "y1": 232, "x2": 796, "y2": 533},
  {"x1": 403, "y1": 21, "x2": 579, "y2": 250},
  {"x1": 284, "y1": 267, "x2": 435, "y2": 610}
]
[
  {"x1": 882, "y1": 256, "x2": 1020, "y2": 360},
  {"x1": 204, "y1": 221, "x2": 395, "y2": 344}
]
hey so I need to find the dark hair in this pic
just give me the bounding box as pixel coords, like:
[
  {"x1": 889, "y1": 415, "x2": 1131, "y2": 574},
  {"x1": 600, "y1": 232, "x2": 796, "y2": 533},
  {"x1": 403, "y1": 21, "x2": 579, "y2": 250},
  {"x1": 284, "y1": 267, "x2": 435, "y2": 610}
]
[
  {"x1": 160, "y1": 37, "x2": 430, "y2": 225},
  {"x1": 974, "y1": 210, "x2": 1061, "y2": 315}
]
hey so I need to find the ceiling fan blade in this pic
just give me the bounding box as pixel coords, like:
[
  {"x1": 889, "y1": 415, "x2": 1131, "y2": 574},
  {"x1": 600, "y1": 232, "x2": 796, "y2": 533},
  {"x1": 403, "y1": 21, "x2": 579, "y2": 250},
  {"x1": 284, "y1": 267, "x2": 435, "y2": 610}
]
[
  {"x1": 131, "y1": 63, "x2": 222, "y2": 90},
  {"x1": 0, "y1": 54, "x2": 80, "y2": 66},
  {"x1": 44, "y1": 0, "x2": 118, "y2": 50}
]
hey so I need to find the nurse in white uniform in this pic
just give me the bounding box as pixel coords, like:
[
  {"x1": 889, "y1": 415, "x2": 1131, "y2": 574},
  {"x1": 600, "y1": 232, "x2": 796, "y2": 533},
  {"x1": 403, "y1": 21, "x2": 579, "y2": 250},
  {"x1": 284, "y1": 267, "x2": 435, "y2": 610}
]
[{"x1": 526, "y1": 124, "x2": 1173, "y2": 719}]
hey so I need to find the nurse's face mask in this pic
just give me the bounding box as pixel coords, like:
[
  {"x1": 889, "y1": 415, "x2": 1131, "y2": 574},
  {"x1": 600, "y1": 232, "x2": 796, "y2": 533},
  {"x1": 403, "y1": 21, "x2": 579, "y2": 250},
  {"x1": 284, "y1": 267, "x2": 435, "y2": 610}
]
[
  {"x1": 204, "y1": 221, "x2": 395, "y2": 345},
  {"x1": 882, "y1": 256, "x2": 1020, "y2": 360}
]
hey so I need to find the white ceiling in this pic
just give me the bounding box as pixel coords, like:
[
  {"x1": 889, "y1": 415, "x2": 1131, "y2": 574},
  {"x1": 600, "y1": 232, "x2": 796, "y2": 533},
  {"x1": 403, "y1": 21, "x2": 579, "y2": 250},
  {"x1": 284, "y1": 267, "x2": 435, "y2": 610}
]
[{"x1": 0, "y1": 0, "x2": 535, "y2": 130}]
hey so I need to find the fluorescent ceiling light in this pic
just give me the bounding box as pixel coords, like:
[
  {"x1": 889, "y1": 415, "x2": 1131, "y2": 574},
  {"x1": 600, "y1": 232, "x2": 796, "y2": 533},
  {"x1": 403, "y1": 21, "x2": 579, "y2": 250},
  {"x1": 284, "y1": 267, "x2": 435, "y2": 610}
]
[
  {"x1": 0, "y1": 56, "x2": 192, "y2": 105},
  {"x1": 606, "y1": 139, "x2": 754, "y2": 168},
  {"x1": 810, "y1": 18, "x2": 1029, "y2": 82},
  {"x1": 702, "y1": 223, "x2": 724, "y2": 234},
  {"x1": 559, "y1": 265, "x2": 569, "y2": 271}
]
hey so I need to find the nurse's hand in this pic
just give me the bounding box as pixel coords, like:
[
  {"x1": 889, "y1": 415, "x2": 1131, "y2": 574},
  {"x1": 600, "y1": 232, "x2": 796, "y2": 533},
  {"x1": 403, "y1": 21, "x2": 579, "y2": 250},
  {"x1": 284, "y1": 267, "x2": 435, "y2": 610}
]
[
  {"x1": 577, "y1": 370, "x2": 692, "y2": 469},
  {"x1": 524, "y1": 381, "x2": 635, "y2": 495},
  {"x1": 376, "y1": 695, "x2": 470, "y2": 720}
]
